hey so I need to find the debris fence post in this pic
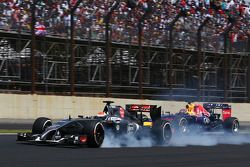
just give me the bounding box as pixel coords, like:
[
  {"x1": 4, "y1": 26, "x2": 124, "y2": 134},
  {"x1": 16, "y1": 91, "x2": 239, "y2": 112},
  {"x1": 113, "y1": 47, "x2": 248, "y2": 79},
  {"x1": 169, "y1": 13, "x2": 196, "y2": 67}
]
[
  {"x1": 105, "y1": 0, "x2": 120, "y2": 97},
  {"x1": 69, "y1": 0, "x2": 82, "y2": 96},
  {"x1": 197, "y1": 17, "x2": 210, "y2": 101}
]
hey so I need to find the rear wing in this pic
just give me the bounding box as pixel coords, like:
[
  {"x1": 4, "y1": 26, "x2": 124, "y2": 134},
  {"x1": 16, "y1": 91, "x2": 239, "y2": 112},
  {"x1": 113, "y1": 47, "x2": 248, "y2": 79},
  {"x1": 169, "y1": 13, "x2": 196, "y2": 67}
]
[
  {"x1": 203, "y1": 103, "x2": 232, "y2": 121},
  {"x1": 203, "y1": 103, "x2": 231, "y2": 109},
  {"x1": 126, "y1": 104, "x2": 161, "y2": 122},
  {"x1": 126, "y1": 104, "x2": 157, "y2": 112}
]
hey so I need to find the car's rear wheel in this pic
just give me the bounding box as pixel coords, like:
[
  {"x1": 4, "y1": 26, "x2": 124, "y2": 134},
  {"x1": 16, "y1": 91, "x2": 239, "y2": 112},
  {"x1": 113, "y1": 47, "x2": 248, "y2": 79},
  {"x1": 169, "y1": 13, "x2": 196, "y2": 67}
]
[
  {"x1": 84, "y1": 120, "x2": 105, "y2": 148},
  {"x1": 152, "y1": 120, "x2": 172, "y2": 145},
  {"x1": 223, "y1": 117, "x2": 240, "y2": 134},
  {"x1": 32, "y1": 117, "x2": 52, "y2": 134}
]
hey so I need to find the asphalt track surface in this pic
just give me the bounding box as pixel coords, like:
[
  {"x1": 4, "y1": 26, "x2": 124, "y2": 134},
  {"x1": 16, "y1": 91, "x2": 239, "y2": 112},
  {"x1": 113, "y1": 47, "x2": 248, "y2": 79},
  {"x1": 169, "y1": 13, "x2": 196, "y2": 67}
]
[{"x1": 1, "y1": 135, "x2": 250, "y2": 167}]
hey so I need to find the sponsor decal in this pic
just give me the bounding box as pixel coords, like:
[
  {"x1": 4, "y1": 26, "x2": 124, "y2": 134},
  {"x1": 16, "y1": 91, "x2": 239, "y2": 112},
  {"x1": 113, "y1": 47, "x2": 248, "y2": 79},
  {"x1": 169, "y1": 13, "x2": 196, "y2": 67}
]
[
  {"x1": 120, "y1": 108, "x2": 125, "y2": 118},
  {"x1": 116, "y1": 124, "x2": 120, "y2": 131},
  {"x1": 127, "y1": 123, "x2": 135, "y2": 134},
  {"x1": 130, "y1": 105, "x2": 151, "y2": 112}
]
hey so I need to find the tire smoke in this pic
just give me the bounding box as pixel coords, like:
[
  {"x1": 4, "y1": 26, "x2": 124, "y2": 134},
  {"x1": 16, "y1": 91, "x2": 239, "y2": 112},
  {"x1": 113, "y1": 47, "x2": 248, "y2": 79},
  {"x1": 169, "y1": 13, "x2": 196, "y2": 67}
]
[
  {"x1": 169, "y1": 133, "x2": 250, "y2": 147},
  {"x1": 102, "y1": 131, "x2": 250, "y2": 148},
  {"x1": 101, "y1": 131, "x2": 154, "y2": 148}
]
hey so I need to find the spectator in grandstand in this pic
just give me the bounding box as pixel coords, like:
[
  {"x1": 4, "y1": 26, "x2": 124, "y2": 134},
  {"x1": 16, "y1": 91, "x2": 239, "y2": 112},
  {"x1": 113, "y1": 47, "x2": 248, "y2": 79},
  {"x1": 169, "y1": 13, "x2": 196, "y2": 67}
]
[
  {"x1": 35, "y1": 19, "x2": 47, "y2": 36},
  {"x1": 0, "y1": 0, "x2": 248, "y2": 52},
  {"x1": 245, "y1": 4, "x2": 250, "y2": 17},
  {"x1": 0, "y1": 17, "x2": 6, "y2": 29}
]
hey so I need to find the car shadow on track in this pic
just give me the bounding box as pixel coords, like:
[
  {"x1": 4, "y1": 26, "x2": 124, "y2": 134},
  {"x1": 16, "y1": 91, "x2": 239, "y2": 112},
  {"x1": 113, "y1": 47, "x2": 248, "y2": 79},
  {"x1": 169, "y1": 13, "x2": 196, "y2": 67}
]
[{"x1": 16, "y1": 142, "x2": 91, "y2": 149}]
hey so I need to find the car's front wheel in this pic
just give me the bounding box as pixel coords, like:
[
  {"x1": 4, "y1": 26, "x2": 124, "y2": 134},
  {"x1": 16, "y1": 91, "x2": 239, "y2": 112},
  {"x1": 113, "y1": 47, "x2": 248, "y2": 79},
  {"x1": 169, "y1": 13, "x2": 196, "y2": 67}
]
[
  {"x1": 32, "y1": 117, "x2": 52, "y2": 134},
  {"x1": 84, "y1": 120, "x2": 105, "y2": 148},
  {"x1": 172, "y1": 116, "x2": 189, "y2": 135}
]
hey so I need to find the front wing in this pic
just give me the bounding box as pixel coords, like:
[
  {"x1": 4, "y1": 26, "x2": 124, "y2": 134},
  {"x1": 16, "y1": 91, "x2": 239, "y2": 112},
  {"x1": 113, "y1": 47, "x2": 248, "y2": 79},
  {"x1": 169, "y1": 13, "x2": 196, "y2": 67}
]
[{"x1": 17, "y1": 133, "x2": 88, "y2": 145}]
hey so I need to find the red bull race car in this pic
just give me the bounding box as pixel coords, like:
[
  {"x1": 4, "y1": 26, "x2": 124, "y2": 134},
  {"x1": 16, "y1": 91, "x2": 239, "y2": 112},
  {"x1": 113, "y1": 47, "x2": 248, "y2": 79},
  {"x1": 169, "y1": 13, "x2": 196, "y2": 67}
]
[{"x1": 162, "y1": 103, "x2": 240, "y2": 135}]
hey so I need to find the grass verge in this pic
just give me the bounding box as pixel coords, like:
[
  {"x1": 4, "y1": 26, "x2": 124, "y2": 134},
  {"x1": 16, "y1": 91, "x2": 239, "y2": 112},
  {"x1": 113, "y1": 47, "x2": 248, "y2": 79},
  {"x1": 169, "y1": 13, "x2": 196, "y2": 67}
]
[{"x1": 0, "y1": 129, "x2": 31, "y2": 133}]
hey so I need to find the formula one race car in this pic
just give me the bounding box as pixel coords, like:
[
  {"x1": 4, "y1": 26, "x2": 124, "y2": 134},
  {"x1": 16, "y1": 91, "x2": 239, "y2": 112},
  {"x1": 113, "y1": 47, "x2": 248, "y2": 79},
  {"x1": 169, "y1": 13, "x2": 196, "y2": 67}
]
[
  {"x1": 17, "y1": 117, "x2": 105, "y2": 148},
  {"x1": 96, "y1": 101, "x2": 172, "y2": 145},
  {"x1": 17, "y1": 101, "x2": 172, "y2": 147},
  {"x1": 162, "y1": 103, "x2": 240, "y2": 135}
]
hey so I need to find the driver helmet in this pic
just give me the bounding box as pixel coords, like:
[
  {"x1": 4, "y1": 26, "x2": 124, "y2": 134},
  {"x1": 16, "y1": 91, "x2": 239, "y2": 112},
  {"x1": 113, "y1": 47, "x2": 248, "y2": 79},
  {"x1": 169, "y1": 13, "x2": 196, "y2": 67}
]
[
  {"x1": 186, "y1": 103, "x2": 195, "y2": 115},
  {"x1": 97, "y1": 111, "x2": 107, "y2": 117},
  {"x1": 186, "y1": 103, "x2": 194, "y2": 110}
]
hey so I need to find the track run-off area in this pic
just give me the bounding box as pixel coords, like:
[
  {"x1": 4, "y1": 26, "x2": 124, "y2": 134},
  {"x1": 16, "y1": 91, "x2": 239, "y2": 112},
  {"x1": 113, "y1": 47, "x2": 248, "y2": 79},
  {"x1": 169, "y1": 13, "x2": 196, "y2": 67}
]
[{"x1": 1, "y1": 133, "x2": 250, "y2": 167}]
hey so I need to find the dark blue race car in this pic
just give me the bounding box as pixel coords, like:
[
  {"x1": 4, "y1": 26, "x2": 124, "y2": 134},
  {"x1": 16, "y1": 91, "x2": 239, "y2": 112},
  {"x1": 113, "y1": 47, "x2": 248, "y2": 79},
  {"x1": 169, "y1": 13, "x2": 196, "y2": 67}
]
[
  {"x1": 162, "y1": 103, "x2": 240, "y2": 135},
  {"x1": 17, "y1": 117, "x2": 105, "y2": 147}
]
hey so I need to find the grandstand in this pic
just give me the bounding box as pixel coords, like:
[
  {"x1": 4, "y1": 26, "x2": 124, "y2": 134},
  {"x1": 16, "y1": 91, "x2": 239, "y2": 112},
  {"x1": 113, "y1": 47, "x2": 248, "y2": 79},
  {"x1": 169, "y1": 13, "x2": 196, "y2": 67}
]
[{"x1": 0, "y1": 0, "x2": 249, "y2": 102}]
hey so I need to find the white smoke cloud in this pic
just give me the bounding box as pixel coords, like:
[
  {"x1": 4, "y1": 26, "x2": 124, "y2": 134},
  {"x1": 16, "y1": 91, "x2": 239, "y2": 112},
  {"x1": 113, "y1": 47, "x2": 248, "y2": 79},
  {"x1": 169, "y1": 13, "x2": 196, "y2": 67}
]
[
  {"x1": 169, "y1": 133, "x2": 250, "y2": 147},
  {"x1": 101, "y1": 132, "x2": 154, "y2": 148},
  {"x1": 101, "y1": 132, "x2": 250, "y2": 148}
]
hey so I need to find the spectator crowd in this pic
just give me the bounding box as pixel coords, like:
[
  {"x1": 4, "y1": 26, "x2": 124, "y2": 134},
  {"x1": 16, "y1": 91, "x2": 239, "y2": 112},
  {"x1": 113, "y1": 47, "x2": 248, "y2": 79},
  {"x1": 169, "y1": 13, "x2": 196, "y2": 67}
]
[{"x1": 0, "y1": 0, "x2": 249, "y2": 52}]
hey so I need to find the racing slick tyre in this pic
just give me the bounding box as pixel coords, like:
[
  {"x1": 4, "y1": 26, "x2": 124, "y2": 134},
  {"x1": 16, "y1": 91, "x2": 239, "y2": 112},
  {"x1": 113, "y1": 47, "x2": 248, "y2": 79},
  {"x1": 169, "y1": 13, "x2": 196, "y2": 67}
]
[
  {"x1": 84, "y1": 120, "x2": 105, "y2": 148},
  {"x1": 32, "y1": 117, "x2": 52, "y2": 134},
  {"x1": 152, "y1": 120, "x2": 172, "y2": 145},
  {"x1": 172, "y1": 116, "x2": 189, "y2": 135},
  {"x1": 223, "y1": 117, "x2": 240, "y2": 134}
]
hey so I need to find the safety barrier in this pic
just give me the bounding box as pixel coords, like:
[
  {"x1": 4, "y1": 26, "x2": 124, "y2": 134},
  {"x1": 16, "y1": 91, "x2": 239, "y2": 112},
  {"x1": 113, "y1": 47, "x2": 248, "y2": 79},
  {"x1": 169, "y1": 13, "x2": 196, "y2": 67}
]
[{"x1": 0, "y1": 93, "x2": 249, "y2": 121}]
